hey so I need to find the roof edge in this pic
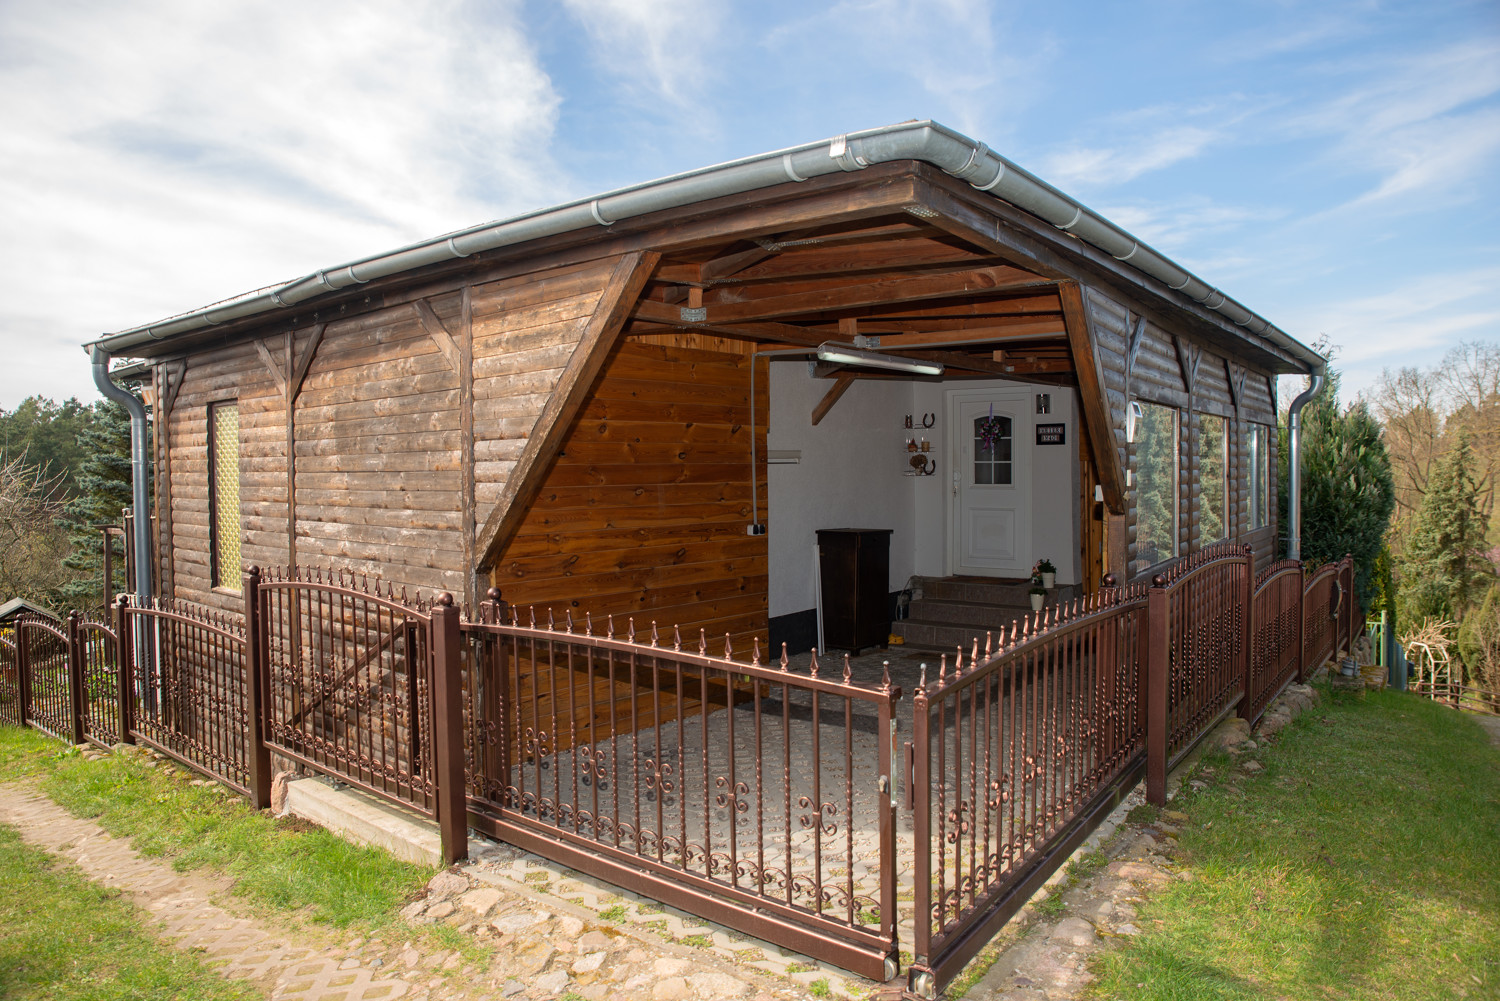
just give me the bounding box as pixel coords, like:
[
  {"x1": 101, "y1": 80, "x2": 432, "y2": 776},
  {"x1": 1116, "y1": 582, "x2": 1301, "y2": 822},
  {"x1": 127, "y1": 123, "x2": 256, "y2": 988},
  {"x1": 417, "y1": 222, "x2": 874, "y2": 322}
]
[{"x1": 87, "y1": 120, "x2": 1325, "y2": 375}]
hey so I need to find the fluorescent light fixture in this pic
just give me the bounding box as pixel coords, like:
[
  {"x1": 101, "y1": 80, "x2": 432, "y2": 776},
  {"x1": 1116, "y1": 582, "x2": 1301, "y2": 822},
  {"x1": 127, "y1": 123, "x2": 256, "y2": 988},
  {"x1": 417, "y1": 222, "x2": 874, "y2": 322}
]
[{"x1": 815, "y1": 342, "x2": 944, "y2": 376}]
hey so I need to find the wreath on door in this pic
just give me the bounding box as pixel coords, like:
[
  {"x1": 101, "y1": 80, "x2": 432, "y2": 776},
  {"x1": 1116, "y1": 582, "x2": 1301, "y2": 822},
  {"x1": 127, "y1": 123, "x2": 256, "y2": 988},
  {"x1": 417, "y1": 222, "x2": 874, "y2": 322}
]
[{"x1": 976, "y1": 404, "x2": 1008, "y2": 453}]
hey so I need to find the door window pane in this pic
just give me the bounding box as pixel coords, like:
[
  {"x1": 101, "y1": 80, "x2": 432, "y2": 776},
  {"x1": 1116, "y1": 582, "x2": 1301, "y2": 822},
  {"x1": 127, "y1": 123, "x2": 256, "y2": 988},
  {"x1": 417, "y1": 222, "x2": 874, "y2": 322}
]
[
  {"x1": 1248, "y1": 424, "x2": 1270, "y2": 528},
  {"x1": 1132, "y1": 402, "x2": 1178, "y2": 573},
  {"x1": 974, "y1": 414, "x2": 1012, "y2": 485},
  {"x1": 1198, "y1": 414, "x2": 1227, "y2": 543}
]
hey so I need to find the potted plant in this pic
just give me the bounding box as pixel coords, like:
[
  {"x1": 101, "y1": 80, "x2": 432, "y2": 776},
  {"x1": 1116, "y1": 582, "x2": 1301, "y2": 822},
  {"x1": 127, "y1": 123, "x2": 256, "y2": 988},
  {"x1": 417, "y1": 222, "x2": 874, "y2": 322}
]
[
  {"x1": 1029, "y1": 571, "x2": 1047, "y2": 611},
  {"x1": 1033, "y1": 559, "x2": 1056, "y2": 590}
]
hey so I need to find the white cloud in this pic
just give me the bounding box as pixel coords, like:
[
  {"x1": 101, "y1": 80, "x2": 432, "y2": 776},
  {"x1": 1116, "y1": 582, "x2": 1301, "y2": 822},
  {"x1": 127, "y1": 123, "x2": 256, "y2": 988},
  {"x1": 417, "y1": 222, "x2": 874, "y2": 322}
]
[
  {"x1": 1041, "y1": 126, "x2": 1218, "y2": 189},
  {"x1": 0, "y1": 0, "x2": 562, "y2": 407},
  {"x1": 560, "y1": 0, "x2": 725, "y2": 108}
]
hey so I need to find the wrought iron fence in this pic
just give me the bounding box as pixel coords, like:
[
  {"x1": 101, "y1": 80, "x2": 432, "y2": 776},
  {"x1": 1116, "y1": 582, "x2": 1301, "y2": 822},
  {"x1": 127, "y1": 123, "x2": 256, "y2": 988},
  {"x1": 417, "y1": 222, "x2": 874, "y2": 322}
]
[
  {"x1": 125, "y1": 595, "x2": 251, "y2": 794},
  {"x1": 76, "y1": 615, "x2": 124, "y2": 747},
  {"x1": 1246, "y1": 560, "x2": 1303, "y2": 724},
  {"x1": 0, "y1": 635, "x2": 20, "y2": 727},
  {"x1": 17, "y1": 617, "x2": 72, "y2": 742},
  {"x1": 461, "y1": 603, "x2": 903, "y2": 982},
  {"x1": 907, "y1": 590, "x2": 1148, "y2": 993}
]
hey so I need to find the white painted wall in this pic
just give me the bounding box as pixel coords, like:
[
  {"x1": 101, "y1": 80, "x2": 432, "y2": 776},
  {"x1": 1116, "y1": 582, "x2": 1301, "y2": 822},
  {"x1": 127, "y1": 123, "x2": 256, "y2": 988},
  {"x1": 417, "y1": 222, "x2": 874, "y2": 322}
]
[
  {"x1": 767, "y1": 366, "x2": 1081, "y2": 618},
  {"x1": 766, "y1": 363, "x2": 915, "y2": 617}
]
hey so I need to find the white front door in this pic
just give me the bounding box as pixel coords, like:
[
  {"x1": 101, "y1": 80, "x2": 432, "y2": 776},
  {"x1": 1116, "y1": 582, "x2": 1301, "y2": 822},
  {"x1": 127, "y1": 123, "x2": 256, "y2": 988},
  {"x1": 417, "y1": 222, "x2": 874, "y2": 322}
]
[{"x1": 948, "y1": 388, "x2": 1032, "y2": 577}]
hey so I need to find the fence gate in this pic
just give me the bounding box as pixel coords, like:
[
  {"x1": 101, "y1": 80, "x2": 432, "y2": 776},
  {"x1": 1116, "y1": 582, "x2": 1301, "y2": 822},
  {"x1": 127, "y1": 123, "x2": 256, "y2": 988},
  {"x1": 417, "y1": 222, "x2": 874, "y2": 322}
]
[{"x1": 256, "y1": 568, "x2": 442, "y2": 818}]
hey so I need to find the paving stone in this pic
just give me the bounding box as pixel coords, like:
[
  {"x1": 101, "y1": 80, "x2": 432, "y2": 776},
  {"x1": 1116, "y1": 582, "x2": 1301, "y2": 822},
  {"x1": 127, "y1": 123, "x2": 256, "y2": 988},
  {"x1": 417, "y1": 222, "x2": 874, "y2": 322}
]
[
  {"x1": 499, "y1": 980, "x2": 526, "y2": 997},
  {"x1": 426, "y1": 901, "x2": 455, "y2": 920},
  {"x1": 534, "y1": 969, "x2": 570, "y2": 994},
  {"x1": 557, "y1": 913, "x2": 585, "y2": 936},
  {"x1": 686, "y1": 971, "x2": 751, "y2": 997},
  {"x1": 652, "y1": 977, "x2": 691, "y2": 1001},
  {"x1": 1117, "y1": 922, "x2": 1142, "y2": 936},
  {"x1": 427, "y1": 871, "x2": 470, "y2": 899},
  {"x1": 1050, "y1": 917, "x2": 1098, "y2": 947}
]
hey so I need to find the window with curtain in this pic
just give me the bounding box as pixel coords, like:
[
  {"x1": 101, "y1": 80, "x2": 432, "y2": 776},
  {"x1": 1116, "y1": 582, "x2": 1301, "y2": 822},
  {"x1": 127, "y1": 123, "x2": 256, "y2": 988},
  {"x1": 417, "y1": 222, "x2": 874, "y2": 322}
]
[
  {"x1": 1132, "y1": 401, "x2": 1178, "y2": 573},
  {"x1": 1198, "y1": 413, "x2": 1227, "y2": 543},
  {"x1": 210, "y1": 402, "x2": 242, "y2": 590}
]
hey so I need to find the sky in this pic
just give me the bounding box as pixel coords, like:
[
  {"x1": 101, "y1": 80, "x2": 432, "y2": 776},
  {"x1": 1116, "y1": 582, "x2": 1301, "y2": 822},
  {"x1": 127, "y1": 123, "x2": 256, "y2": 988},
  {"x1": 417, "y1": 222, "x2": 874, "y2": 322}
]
[{"x1": 1, "y1": 0, "x2": 1496, "y2": 411}]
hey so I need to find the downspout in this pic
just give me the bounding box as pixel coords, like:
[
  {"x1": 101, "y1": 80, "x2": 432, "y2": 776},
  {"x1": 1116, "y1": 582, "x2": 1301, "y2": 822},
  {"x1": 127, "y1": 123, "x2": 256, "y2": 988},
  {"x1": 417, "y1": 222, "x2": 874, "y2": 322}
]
[
  {"x1": 1285, "y1": 369, "x2": 1326, "y2": 562},
  {"x1": 91, "y1": 346, "x2": 154, "y2": 601}
]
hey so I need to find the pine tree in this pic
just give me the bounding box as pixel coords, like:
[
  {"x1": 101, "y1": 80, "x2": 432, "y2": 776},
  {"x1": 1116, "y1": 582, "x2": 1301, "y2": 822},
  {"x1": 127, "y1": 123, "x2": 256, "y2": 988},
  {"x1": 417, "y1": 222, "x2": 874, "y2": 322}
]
[
  {"x1": 1398, "y1": 433, "x2": 1494, "y2": 622},
  {"x1": 58, "y1": 399, "x2": 136, "y2": 616}
]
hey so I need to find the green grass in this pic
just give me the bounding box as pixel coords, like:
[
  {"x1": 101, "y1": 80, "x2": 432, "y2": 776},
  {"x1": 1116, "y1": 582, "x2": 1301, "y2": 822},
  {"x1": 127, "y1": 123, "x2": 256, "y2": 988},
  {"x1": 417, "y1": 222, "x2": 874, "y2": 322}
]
[
  {"x1": 0, "y1": 822, "x2": 261, "y2": 1000},
  {"x1": 1087, "y1": 690, "x2": 1500, "y2": 1000},
  {"x1": 0, "y1": 727, "x2": 434, "y2": 934}
]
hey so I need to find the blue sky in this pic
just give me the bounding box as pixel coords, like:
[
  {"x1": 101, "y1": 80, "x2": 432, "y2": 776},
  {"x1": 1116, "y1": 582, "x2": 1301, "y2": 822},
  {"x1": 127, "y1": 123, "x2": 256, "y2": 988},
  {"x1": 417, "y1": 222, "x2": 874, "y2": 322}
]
[{"x1": 2, "y1": 0, "x2": 1496, "y2": 410}]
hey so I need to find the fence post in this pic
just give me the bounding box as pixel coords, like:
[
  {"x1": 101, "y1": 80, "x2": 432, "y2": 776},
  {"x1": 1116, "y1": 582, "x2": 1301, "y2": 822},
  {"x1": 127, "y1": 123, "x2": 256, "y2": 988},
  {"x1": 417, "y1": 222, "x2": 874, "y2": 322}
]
[
  {"x1": 113, "y1": 595, "x2": 135, "y2": 744},
  {"x1": 1237, "y1": 548, "x2": 1255, "y2": 720},
  {"x1": 1295, "y1": 562, "x2": 1308, "y2": 684},
  {"x1": 1146, "y1": 574, "x2": 1170, "y2": 808},
  {"x1": 242, "y1": 566, "x2": 272, "y2": 810},
  {"x1": 430, "y1": 592, "x2": 468, "y2": 865},
  {"x1": 877, "y1": 684, "x2": 899, "y2": 981},
  {"x1": 16, "y1": 621, "x2": 31, "y2": 729},
  {"x1": 908, "y1": 672, "x2": 932, "y2": 993},
  {"x1": 66, "y1": 611, "x2": 87, "y2": 744}
]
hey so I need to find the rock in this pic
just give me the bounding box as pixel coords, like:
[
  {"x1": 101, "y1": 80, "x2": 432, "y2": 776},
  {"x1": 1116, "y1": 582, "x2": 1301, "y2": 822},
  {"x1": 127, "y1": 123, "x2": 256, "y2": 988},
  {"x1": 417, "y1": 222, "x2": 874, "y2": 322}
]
[
  {"x1": 578, "y1": 931, "x2": 613, "y2": 951},
  {"x1": 573, "y1": 951, "x2": 607, "y2": 974},
  {"x1": 1117, "y1": 923, "x2": 1142, "y2": 936},
  {"x1": 400, "y1": 949, "x2": 420, "y2": 968},
  {"x1": 558, "y1": 913, "x2": 585, "y2": 937},
  {"x1": 1076, "y1": 897, "x2": 1114, "y2": 922},
  {"x1": 1108, "y1": 861, "x2": 1168, "y2": 886},
  {"x1": 270, "y1": 771, "x2": 294, "y2": 816},
  {"x1": 1050, "y1": 917, "x2": 1098, "y2": 948},
  {"x1": 1162, "y1": 809, "x2": 1189, "y2": 824},
  {"x1": 460, "y1": 887, "x2": 502, "y2": 917},
  {"x1": 514, "y1": 942, "x2": 557, "y2": 976},
  {"x1": 426, "y1": 900, "x2": 455, "y2": 920},
  {"x1": 534, "y1": 969, "x2": 570, "y2": 995},
  {"x1": 399, "y1": 899, "x2": 427, "y2": 921},
  {"x1": 623, "y1": 974, "x2": 654, "y2": 991},
  {"x1": 652, "y1": 977, "x2": 690, "y2": 1001},
  {"x1": 500, "y1": 980, "x2": 526, "y2": 997},
  {"x1": 1213, "y1": 717, "x2": 1251, "y2": 749},
  {"x1": 654, "y1": 958, "x2": 690, "y2": 976},
  {"x1": 1243, "y1": 760, "x2": 1264, "y2": 773},
  {"x1": 1125, "y1": 833, "x2": 1158, "y2": 856},
  {"x1": 427, "y1": 871, "x2": 470, "y2": 899},
  {"x1": 339, "y1": 958, "x2": 360, "y2": 970},
  {"x1": 491, "y1": 911, "x2": 543, "y2": 934},
  {"x1": 686, "y1": 972, "x2": 750, "y2": 997}
]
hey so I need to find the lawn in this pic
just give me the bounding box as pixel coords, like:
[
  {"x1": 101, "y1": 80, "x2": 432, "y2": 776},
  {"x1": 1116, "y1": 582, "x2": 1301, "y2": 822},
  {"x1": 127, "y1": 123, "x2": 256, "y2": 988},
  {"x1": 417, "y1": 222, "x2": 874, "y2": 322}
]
[
  {"x1": 0, "y1": 821, "x2": 261, "y2": 1000},
  {"x1": 1087, "y1": 689, "x2": 1500, "y2": 1000},
  {"x1": 0, "y1": 728, "x2": 438, "y2": 935}
]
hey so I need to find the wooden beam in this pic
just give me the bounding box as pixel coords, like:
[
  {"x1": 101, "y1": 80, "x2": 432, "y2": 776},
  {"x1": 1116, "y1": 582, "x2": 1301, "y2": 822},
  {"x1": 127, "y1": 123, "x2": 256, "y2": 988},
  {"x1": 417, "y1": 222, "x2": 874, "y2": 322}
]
[
  {"x1": 475, "y1": 250, "x2": 661, "y2": 572},
  {"x1": 285, "y1": 323, "x2": 325, "y2": 573},
  {"x1": 645, "y1": 264, "x2": 1045, "y2": 325},
  {"x1": 459, "y1": 287, "x2": 476, "y2": 607},
  {"x1": 863, "y1": 321, "x2": 1065, "y2": 348},
  {"x1": 254, "y1": 338, "x2": 288, "y2": 398},
  {"x1": 288, "y1": 323, "x2": 326, "y2": 401},
  {"x1": 811, "y1": 374, "x2": 855, "y2": 426},
  {"x1": 1059, "y1": 281, "x2": 1126, "y2": 514},
  {"x1": 414, "y1": 299, "x2": 462, "y2": 372}
]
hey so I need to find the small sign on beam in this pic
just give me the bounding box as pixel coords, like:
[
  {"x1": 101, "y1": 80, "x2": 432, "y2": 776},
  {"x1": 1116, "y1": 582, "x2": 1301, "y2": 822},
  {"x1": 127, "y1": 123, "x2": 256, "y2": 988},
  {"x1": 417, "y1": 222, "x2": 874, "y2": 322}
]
[{"x1": 1036, "y1": 423, "x2": 1067, "y2": 445}]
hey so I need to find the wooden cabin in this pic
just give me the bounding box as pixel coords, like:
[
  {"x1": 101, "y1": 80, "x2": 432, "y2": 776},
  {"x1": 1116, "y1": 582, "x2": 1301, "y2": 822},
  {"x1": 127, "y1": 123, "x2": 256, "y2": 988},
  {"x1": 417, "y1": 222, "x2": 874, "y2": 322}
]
[{"x1": 90, "y1": 122, "x2": 1316, "y2": 658}]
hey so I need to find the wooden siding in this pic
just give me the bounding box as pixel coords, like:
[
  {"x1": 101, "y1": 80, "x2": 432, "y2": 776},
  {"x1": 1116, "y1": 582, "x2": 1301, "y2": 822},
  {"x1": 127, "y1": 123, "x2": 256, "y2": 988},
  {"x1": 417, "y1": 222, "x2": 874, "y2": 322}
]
[{"x1": 490, "y1": 337, "x2": 770, "y2": 653}]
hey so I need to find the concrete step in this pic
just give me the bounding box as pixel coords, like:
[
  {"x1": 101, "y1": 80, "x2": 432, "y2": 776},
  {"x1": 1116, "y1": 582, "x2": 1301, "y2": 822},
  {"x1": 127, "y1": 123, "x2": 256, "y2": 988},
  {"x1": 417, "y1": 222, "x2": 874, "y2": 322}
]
[
  {"x1": 905, "y1": 597, "x2": 1034, "y2": 627},
  {"x1": 917, "y1": 577, "x2": 1079, "y2": 606},
  {"x1": 280, "y1": 775, "x2": 441, "y2": 867},
  {"x1": 892, "y1": 617, "x2": 1025, "y2": 653}
]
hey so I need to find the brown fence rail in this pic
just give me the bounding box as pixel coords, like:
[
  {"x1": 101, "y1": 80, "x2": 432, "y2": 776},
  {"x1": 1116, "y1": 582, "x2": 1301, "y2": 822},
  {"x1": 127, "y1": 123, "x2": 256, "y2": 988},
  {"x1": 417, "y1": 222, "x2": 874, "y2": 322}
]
[
  {"x1": 1246, "y1": 560, "x2": 1303, "y2": 725},
  {"x1": 18, "y1": 617, "x2": 73, "y2": 742},
  {"x1": 908, "y1": 590, "x2": 1148, "y2": 994},
  {"x1": 462, "y1": 604, "x2": 903, "y2": 982},
  {"x1": 1409, "y1": 680, "x2": 1500, "y2": 717},
  {"x1": 77, "y1": 616, "x2": 123, "y2": 748}
]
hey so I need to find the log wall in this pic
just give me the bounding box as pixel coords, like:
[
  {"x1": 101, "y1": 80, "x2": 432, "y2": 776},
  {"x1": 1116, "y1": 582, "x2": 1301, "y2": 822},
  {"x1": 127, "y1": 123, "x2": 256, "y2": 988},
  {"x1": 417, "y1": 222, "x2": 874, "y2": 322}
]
[{"x1": 1081, "y1": 286, "x2": 1281, "y2": 578}]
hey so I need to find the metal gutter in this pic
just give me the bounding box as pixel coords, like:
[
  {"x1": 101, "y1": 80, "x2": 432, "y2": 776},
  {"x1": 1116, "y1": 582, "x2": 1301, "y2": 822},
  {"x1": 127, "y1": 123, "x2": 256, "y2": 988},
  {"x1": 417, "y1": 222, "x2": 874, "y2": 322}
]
[
  {"x1": 86, "y1": 120, "x2": 1324, "y2": 376},
  {"x1": 1285, "y1": 373, "x2": 1326, "y2": 562},
  {"x1": 90, "y1": 346, "x2": 154, "y2": 602}
]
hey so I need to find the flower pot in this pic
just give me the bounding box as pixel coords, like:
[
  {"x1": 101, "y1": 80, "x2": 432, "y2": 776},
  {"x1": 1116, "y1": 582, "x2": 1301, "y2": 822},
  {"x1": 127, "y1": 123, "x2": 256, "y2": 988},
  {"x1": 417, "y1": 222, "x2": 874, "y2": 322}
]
[
  {"x1": 1030, "y1": 592, "x2": 1045, "y2": 611},
  {"x1": 1041, "y1": 572, "x2": 1056, "y2": 589}
]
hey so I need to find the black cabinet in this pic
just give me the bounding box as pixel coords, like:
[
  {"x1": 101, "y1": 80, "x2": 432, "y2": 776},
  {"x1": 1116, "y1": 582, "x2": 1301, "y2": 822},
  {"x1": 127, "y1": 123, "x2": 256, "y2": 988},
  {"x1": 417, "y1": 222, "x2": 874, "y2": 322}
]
[{"x1": 817, "y1": 528, "x2": 892, "y2": 655}]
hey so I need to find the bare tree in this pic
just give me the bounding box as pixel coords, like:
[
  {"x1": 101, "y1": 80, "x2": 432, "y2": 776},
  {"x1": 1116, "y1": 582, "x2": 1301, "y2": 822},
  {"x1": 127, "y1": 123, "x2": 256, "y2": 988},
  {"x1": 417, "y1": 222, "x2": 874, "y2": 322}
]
[{"x1": 0, "y1": 453, "x2": 70, "y2": 608}]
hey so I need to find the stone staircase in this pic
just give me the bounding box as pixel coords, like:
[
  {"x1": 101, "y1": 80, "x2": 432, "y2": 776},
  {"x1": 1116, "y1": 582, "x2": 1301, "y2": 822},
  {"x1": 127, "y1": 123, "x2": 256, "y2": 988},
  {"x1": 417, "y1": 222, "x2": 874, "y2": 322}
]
[{"x1": 891, "y1": 576, "x2": 1080, "y2": 653}]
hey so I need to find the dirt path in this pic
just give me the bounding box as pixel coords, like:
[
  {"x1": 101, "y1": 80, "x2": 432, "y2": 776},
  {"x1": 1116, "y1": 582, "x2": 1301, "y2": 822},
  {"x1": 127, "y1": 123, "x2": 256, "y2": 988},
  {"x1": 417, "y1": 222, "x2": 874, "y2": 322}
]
[
  {"x1": 1472, "y1": 713, "x2": 1500, "y2": 750},
  {"x1": 0, "y1": 787, "x2": 447, "y2": 1001}
]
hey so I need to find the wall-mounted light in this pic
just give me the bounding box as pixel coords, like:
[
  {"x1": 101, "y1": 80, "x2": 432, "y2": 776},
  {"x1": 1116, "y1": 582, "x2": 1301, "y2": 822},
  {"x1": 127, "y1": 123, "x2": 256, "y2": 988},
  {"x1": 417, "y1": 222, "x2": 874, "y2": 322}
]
[
  {"x1": 1036, "y1": 393, "x2": 1051, "y2": 414},
  {"x1": 816, "y1": 342, "x2": 944, "y2": 376}
]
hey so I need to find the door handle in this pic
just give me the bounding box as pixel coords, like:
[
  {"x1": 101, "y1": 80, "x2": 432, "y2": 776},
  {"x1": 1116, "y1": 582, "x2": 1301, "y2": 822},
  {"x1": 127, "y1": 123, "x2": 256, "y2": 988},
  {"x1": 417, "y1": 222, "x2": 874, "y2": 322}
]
[{"x1": 952, "y1": 470, "x2": 960, "y2": 495}]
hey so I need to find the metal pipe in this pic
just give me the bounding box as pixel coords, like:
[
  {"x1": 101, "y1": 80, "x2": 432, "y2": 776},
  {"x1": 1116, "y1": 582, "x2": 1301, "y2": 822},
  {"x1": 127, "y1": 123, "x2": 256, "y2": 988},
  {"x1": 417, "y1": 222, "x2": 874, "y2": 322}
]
[
  {"x1": 90, "y1": 346, "x2": 153, "y2": 601},
  {"x1": 1285, "y1": 373, "x2": 1325, "y2": 562},
  {"x1": 87, "y1": 120, "x2": 1326, "y2": 377}
]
